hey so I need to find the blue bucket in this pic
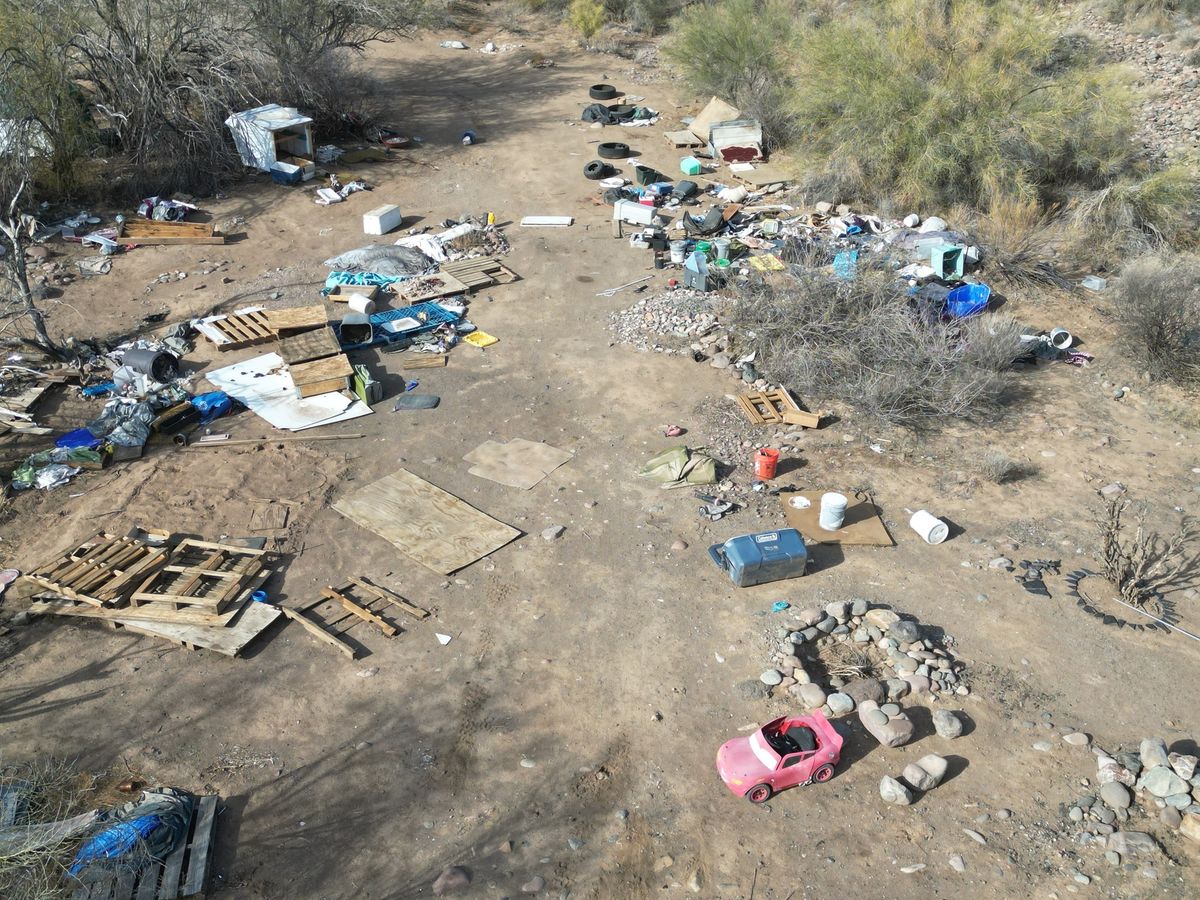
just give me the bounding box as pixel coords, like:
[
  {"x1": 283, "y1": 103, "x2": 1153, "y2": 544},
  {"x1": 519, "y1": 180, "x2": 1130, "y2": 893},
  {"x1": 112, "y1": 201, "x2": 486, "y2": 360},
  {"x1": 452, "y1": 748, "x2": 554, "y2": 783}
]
[{"x1": 945, "y1": 283, "x2": 991, "y2": 318}]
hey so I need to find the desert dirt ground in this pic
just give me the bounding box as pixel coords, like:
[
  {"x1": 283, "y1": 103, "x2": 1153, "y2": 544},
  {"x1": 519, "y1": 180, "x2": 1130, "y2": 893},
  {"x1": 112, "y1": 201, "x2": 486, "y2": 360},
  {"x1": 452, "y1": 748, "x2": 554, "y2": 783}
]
[{"x1": 3, "y1": 28, "x2": 1200, "y2": 900}]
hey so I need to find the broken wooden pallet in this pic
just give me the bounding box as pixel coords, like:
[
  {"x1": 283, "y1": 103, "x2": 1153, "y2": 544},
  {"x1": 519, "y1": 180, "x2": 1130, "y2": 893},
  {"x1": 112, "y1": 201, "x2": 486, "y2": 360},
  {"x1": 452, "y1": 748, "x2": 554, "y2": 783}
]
[
  {"x1": 735, "y1": 389, "x2": 820, "y2": 428},
  {"x1": 70, "y1": 793, "x2": 218, "y2": 900},
  {"x1": 277, "y1": 326, "x2": 341, "y2": 365},
  {"x1": 128, "y1": 540, "x2": 269, "y2": 619},
  {"x1": 282, "y1": 575, "x2": 428, "y2": 659},
  {"x1": 386, "y1": 271, "x2": 470, "y2": 303},
  {"x1": 21, "y1": 533, "x2": 169, "y2": 607},
  {"x1": 440, "y1": 256, "x2": 519, "y2": 289},
  {"x1": 264, "y1": 305, "x2": 327, "y2": 336},
  {"x1": 117, "y1": 219, "x2": 225, "y2": 246},
  {"x1": 206, "y1": 310, "x2": 274, "y2": 350}
]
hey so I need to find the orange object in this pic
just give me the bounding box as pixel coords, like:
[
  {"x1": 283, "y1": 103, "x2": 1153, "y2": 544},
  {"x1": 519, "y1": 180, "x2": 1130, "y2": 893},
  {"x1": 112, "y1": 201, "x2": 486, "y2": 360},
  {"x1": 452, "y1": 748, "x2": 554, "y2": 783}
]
[{"x1": 754, "y1": 447, "x2": 780, "y2": 480}]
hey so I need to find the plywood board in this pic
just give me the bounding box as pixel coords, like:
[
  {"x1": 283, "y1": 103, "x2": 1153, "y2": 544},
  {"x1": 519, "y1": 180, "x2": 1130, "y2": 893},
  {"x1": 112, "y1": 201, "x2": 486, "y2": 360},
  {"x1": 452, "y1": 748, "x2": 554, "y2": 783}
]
[
  {"x1": 463, "y1": 438, "x2": 573, "y2": 490},
  {"x1": 730, "y1": 163, "x2": 791, "y2": 188},
  {"x1": 333, "y1": 468, "x2": 521, "y2": 574},
  {"x1": 778, "y1": 491, "x2": 894, "y2": 546},
  {"x1": 118, "y1": 219, "x2": 225, "y2": 245},
  {"x1": 688, "y1": 96, "x2": 741, "y2": 143},
  {"x1": 110, "y1": 599, "x2": 281, "y2": 657},
  {"x1": 265, "y1": 305, "x2": 327, "y2": 334},
  {"x1": 278, "y1": 326, "x2": 341, "y2": 364}
]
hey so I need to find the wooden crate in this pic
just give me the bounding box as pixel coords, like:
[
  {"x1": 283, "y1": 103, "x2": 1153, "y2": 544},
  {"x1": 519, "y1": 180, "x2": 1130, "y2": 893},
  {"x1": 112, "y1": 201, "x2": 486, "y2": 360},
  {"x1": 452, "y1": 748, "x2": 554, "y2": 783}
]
[
  {"x1": 117, "y1": 219, "x2": 225, "y2": 245},
  {"x1": 128, "y1": 540, "x2": 269, "y2": 617},
  {"x1": 70, "y1": 794, "x2": 218, "y2": 899},
  {"x1": 288, "y1": 354, "x2": 352, "y2": 398},
  {"x1": 278, "y1": 326, "x2": 341, "y2": 365},
  {"x1": 21, "y1": 533, "x2": 169, "y2": 607},
  {"x1": 735, "y1": 389, "x2": 820, "y2": 428},
  {"x1": 208, "y1": 310, "x2": 274, "y2": 350}
]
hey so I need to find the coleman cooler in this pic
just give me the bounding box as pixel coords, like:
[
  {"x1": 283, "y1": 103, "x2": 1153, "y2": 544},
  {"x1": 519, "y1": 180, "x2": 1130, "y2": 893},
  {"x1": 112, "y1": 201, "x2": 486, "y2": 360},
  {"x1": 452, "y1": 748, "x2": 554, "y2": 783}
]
[{"x1": 707, "y1": 528, "x2": 808, "y2": 587}]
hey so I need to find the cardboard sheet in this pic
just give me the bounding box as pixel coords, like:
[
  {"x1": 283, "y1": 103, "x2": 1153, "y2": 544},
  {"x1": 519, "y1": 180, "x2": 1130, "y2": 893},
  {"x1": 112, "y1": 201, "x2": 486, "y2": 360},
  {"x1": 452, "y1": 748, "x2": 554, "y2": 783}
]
[
  {"x1": 333, "y1": 468, "x2": 521, "y2": 574},
  {"x1": 779, "y1": 491, "x2": 894, "y2": 546},
  {"x1": 205, "y1": 352, "x2": 372, "y2": 431},
  {"x1": 464, "y1": 439, "x2": 573, "y2": 490}
]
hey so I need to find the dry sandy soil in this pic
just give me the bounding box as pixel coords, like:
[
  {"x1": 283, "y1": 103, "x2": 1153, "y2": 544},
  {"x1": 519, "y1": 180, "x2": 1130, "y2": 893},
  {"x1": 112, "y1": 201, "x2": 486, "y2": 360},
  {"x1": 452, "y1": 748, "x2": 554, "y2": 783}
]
[{"x1": 3, "y1": 27, "x2": 1200, "y2": 900}]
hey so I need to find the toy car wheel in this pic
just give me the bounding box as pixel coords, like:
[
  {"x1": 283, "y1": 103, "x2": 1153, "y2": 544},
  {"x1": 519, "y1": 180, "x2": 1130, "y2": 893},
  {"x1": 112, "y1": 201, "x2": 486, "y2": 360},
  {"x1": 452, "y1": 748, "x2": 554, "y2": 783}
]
[
  {"x1": 746, "y1": 784, "x2": 772, "y2": 804},
  {"x1": 813, "y1": 764, "x2": 835, "y2": 783},
  {"x1": 589, "y1": 83, "x2": 618, "y2": 100},
  {"x1": 597, "y1": 141, "x2": 630, "y2": 159}
]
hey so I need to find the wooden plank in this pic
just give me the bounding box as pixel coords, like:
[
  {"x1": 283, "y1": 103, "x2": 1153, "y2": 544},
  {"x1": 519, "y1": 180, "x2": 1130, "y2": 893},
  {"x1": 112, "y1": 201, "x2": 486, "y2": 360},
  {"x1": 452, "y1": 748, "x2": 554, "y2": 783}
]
[
  {"x1": 173, "y1": 539, "x2": 268, "y2": 556},
  {"x1": 181, "y1": 795, "x2": 217, "y2": 897},
  {"x1": 112, "y1": 600, "x2": 280, "y2": 657},
  {"x1": 323, "y1": 586, "x2": 398, "y2": 636},
  {"x1": 349, "y1": 576, "x2": 430, "y2": 619},
  {"x1": 280, "y1": 606, "x2": 357, "y2": 658},
  {"x1": 211, "y1": 312, "x2": 274, "y2": 350},
  {"x1": 156, "y1": 795, "x2": 196, "y2": 900},
  {"x1": 278, "y1": 326, "x2": 341, "y2": 365},
  {"x1": 332, "y1": 468, "x2": 520, "y2": 575},
  {"x1": 288, "y1": 354, "x2": 352, "y2": 385},
  {"x1": 135, "y1": 862, "x2": 163, "y2": 900},
  {"x1": 782, "y1": 408, "x2": 821, "y2": 428},
  {"x1": 388, "y1": 271, "x2": 471, "y2": 303},
  {"x1": 114, "y1": 868, "x2": 136, "y2": 898},
  {"x1": 119, "y1": 220, "x2": 224, "y2": 246},
  {"x1": 265, "y1": 305, "x2": 327, "y2": 334},
  {"x1": 30, "y1": 596, "x2": 248, "y2": 627},
  {"x1": 401, "y1": 355, "x2": 447, "y2": 370}
]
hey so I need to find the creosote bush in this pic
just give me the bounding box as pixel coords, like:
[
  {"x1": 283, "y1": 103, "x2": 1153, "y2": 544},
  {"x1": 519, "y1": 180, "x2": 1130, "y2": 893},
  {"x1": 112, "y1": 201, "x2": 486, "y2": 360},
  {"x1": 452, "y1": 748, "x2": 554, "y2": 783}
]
[
  {"x1": 730, "y1": 270, "x2": 1026, "y2": 430},
  {"x1": 1112, "y1": 250, "x2": 1200, "y2": 383}
]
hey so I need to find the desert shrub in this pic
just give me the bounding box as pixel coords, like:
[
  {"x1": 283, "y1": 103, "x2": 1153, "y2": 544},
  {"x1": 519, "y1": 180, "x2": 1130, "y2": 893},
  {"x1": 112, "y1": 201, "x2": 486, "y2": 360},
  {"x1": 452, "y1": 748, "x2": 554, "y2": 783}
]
[
  {"x1": 569, "y1": 0, "x2": 607, "y2": 36},
  {"x1": 1105, "y1": 0, "x2": 1200, "y2": 27},
  {"x1": 665, "y1": 0, "x2": 801, "y2": 147},
  {"x1": 965, "y1": 195, "x2": 1078, "y2": 288},
  {"x1": 1068, "y1": 164, "x2": 1200, "y2": 253},
  {"x1": 729, "y1": 270, "x2": 1026, "y2": 429},
  {"x1": 1111, "y1": 250, "x2": 1200, "y2": 383},
  {"x1": 1101, "y1": 498, "x2": 1200, "y2": 608},
  {"x1": 975, "y1": 450, "x2": 1036, "y2": 483},
  {"x1": 603, "y1": 0, "x2": 680, "y2": 33}
]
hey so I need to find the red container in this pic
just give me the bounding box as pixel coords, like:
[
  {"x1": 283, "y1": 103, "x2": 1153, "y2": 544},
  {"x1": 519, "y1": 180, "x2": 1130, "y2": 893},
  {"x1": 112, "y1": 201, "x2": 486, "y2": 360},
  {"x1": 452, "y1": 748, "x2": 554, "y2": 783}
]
[{"x1": 754, "y1": 448, "x2": 780, "y2": 480}]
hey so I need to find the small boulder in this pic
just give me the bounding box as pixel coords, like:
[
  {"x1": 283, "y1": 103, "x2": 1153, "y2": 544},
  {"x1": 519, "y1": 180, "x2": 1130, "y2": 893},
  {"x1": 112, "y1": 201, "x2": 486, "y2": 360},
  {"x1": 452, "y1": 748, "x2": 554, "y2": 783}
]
[
  {"x1": 1106, "y1": 831, "x2": 1160, "y2": 857},
  {"x1": 826, "y1": 692, "x2": 855, "y2": 716},
  {"x1": 1140, "y1": 737, "x2": 1170, "y2": 771},
  {"x1": 850, "y1": 598, "x2": 869, "y2": 616},
  {"x1": 815, "y1": 616, "x2": 838, "y2": 634},
  {"x1": 798, "y1": 683, "x2": 827, "y2": 709},
  {"x1": 1183, "y1": 813, "x2": 1200, "y2": 845},
  {"x1": 541, "y1": 525, "x2": 566, "y2": 541},
  {"x1": 759, "y1": 669, "x2": 783, "y2": 686},
  {"x1": 888, "y1": 620, "x2": 922, "y2": 644},
  {"x1": 932, "y1": 709, "x2": 963, "y2": 740},
  {"x1": 1063, "y1": 732, "x2": 1090, "y2": 747},
  {"x1": 1141, "y1": 766, "x2": 1188, "y2": 798},
  {"x1": 879, "y1": 775, "x2": 914, "y2": 806},
  {"x1": 521, "y1": 875, "x2": 545, "y2": 894},
  {"x1": 885, "y1": 678, "x2": 911, "y2": 701},
  {"x1": 864, "y1": 608, "x2": 900, "y2": 630},
  {"x1": 843, "y1": 678, "x2": 885, "y2": 706},
  {"x1": 903, "y1": 754, "x2": 948, "y2": 791},
  {"x1": 432, "y1": 866, "x2": 471, "y2": 895},
  {"x1": 1161, "y1": 806, "x2": 1183, "y2": 828},
  {"x1": 795, "y1": 607, "x2": 824, "y2": 627},
  {"x1": 858, "y1": 700, "x2": 914, "y2": 748},
  {"x1": 1169, "y1": 752, "x2": 1198, "y2": 781},
  {"x1": 825, "y1": 600, "x2": 852, "y2": 621},
  {"x1": 1099, "y1": 781, "x2": 1131, "y2": 810}
]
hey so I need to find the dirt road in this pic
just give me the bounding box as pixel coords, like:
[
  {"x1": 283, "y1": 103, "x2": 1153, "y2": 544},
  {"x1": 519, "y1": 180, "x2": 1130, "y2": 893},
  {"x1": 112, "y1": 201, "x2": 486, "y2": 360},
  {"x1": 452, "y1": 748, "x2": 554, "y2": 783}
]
[{"x1": 3, "y1": 30, "x2": 1199, "y2": 900}]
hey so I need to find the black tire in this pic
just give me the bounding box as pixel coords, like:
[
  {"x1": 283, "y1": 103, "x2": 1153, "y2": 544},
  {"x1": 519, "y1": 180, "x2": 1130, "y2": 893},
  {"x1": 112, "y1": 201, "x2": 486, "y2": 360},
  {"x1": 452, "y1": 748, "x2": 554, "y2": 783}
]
[
  {"x1": 597, "y1": 141, "x2": 630, "y2": 160},
  {"x1": 589, "y1": 83, "x2": 618, "y2": 100},
  {"x1": 583, "y1": 160, "x2": 610, "y2": 180},
  {"x1": 606, "y1": 103, "x2": 636, "y2": 118}
]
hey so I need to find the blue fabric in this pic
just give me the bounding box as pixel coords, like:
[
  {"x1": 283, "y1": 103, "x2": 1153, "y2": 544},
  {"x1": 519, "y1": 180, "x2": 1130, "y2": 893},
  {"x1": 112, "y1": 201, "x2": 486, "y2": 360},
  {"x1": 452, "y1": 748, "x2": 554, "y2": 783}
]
[
  {"x1": 322, "y1": 271, "x2": 407, "y2": 294},
  {"x1": 69, "y1": 815, "x2": 161, "y2": 875},
  {"x1": 190, "y1": 391, "x2": 232, "y2": 424},
  {"x1": 55, "y1": 428, "x2": 102, "y2": 451}
]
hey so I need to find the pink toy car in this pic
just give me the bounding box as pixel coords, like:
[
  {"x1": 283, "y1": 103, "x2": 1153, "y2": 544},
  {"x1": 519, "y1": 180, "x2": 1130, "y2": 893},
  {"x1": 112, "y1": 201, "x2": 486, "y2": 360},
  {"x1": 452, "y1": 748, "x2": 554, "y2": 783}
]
[{"x1": 716, "y1": 711, "x2": 844, "y2": 804}]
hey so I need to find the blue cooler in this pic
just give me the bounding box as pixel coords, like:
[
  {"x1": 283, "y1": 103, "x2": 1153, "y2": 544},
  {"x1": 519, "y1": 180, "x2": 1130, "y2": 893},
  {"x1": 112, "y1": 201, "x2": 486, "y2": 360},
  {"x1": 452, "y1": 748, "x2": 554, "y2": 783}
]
[{"x1": 708, "y1": 528, "x2": 808, "y2": 587}]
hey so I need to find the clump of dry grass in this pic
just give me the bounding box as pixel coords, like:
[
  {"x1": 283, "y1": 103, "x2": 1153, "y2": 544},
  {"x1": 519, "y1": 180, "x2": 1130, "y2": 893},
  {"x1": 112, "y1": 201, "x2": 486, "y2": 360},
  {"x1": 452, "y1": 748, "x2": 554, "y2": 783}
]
[
  {"x1": 1111, "y1": 250, "x2": 1200, "y2": 383},
  {"x1": 974, "y1": 450, "x2": 1037, "y2": 484},
  {"x1": 0, "y1": 758, "x2": 93, "y2": 900}
]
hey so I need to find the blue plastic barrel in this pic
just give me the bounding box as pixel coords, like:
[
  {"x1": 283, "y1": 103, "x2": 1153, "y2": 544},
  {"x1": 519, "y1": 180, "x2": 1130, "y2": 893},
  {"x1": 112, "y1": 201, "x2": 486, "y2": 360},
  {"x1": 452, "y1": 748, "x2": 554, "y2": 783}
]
[{"x1": 945, "y1": 283, "x2": 991, "y2": 318}]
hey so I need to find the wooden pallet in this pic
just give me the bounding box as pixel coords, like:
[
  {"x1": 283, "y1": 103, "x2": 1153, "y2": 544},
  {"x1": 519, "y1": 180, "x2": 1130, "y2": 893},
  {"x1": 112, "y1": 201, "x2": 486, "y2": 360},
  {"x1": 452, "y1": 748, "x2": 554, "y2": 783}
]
[
  {"x1": 117, "y1": 219, "x2": 225, "y2": 246},
  {"x1": 328, "y1": 284, "x2": 380, "y2": 303},
  {"x1": 128, "y1": 540, "x2": 269, "y2": 618},
  {"x1": 21, "y1": 534, "x2": 169, "y2": 607},
  {"x1": 208, "y1": 310, "x2": 274, "y2": 350},
  {"x1": 282, "y1": 575, "x2": 428, "y2": 659},
  {"x1": 278, "y1": 326, "x2": 341, "y2": 365},
  {"x1": 440, "y1": 256, "x2": 519, "y2": 290},
  {"x1": 71, "y1": 793, "x2": 218, "y2": 900},
  {"x1": 735, "y1": 389, "x2": 820, "y2": 428},
  {"x1": 288, "y1": 354, "x2": 353, "y2": 398},
  {"x1": 387, "y1": 271, "x2": 471, "y2": 303},
  {"x1": 264, "y1": 305, "x2": 327, "y2": 335}
]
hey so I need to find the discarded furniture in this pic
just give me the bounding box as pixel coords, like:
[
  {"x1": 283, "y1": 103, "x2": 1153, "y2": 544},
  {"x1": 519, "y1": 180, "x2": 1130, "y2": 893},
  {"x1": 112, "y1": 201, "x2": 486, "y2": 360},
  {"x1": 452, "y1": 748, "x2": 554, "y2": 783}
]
[
  {"x1": 736, "y1": 389, "x2": 820, "y2": 428},
  {"x1": 363, "y1": 204, "x2": 403, "y2": 235},
  {"x1": 225, "y1": 104, "x2": 314, "y2": 174}
]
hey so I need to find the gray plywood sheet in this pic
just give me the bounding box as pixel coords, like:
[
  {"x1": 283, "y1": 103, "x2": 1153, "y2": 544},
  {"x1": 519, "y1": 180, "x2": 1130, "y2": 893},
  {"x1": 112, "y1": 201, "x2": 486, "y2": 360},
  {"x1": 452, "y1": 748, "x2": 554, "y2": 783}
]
[
  {"x1": 110, "y1": 598, "x2": 280, "y2": 656},
  {"x1": 463, "y1": 439, "x2": 573, "y2": 490},
  {"x1": 333, "y1": 468, "x2": 520, "y2": 574}
]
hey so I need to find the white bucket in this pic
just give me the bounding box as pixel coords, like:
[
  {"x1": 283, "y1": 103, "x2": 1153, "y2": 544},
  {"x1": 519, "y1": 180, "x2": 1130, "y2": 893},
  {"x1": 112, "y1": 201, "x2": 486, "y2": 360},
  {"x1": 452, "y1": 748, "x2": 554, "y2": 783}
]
[
  {"x1": 819, "y1": 492, "x2": 848, "y2": 531},
  {"x1": 909, "y1": 510, "x2": 949, "y2": 544},
  {"x1": 347, "y1": 293, "x2": 376, "y2": 315},
  {"x1": 713, "y1": 238, "x2": 732, "y2": 261},
  {"x1": 669, "y1": 240, "x2": 688, "y2": 264},
  {"x1": 1049, "y1": 328, "x2": 1073, "y2": 350}
]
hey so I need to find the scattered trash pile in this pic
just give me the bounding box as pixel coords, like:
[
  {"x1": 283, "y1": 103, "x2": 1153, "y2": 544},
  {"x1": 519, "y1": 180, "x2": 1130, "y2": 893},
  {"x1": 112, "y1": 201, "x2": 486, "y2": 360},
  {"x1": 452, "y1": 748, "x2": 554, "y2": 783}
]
[
  {"x1": 0, "y1": 772, "x2": 219, "y2": 898},
  {"x1": 1061, "y1": 736, "x2": 1200, "y2": 864},
  {"x1": 758, "y1": 601, "x2": 969, "y2": 717}
]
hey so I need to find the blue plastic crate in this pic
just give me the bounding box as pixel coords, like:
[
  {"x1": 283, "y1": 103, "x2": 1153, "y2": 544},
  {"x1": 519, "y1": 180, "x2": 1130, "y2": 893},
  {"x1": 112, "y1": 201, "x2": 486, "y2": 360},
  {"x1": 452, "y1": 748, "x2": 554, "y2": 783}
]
[{"x1": 335, "y1": 302, "x2": 461, "y2": 348}]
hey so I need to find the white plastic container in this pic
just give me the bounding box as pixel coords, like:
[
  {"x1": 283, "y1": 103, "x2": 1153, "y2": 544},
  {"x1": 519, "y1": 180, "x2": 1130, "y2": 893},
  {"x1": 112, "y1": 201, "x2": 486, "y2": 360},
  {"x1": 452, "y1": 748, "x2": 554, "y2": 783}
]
[
  {"x1": 346, "y1": 293, "x2": 376, "y2": 314},
  {"x1": 909, "y1": 510, "x2": 949, "y2": 544},
  {"x1": 613, "y1": 199, "x2": 655, "y2": 226},
  {"x1": 363, "y1": 204, "x2": 403, "y2": 235},
  {"x1": 819, "y1": 492, "x2": 848, "y2": 531},
  {"x1": 669, "y1": 240, "x2": 688, "y2": 264}
]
